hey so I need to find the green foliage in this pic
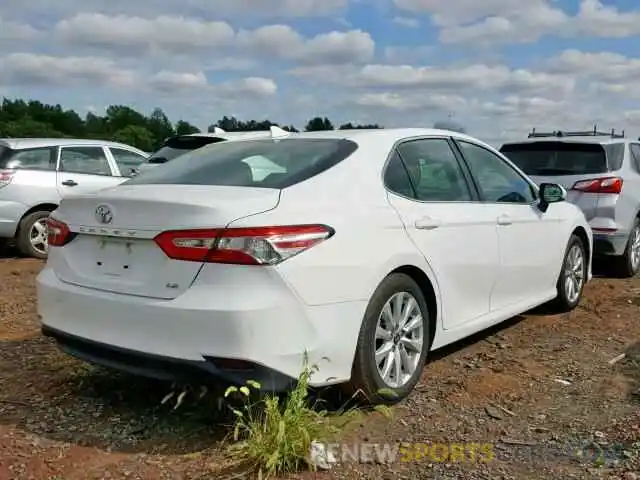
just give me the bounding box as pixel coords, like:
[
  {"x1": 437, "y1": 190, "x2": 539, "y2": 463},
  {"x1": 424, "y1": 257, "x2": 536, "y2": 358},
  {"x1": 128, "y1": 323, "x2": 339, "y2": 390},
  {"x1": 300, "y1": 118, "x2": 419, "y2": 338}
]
[
  {"x1": 0, "y1": 96, "x2": 384, "y2": 151},
  {"x1": 223, "y1": 356, "x2": 359, "y2": 478}
]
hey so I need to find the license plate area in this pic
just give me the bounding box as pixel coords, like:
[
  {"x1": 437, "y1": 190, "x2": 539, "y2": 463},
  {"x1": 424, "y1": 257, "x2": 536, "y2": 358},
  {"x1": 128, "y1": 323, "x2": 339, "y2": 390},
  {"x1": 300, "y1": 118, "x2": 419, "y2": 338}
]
[{"x1": 94, "y1": 236, "x2": 138, "y2": 277}]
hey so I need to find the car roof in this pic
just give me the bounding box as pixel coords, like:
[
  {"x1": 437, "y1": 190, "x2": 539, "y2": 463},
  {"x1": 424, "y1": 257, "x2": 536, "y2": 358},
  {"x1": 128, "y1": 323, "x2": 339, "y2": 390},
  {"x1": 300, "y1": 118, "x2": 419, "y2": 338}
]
[
  {"x1": 0, "y1": 137, "x2": 147, "y2": 151},
  {"x1": 201, "y1": 127, "x2": 494, "y2": 150},
  {"x1": 501, "y1": 136, "x2": 629, "y2": 147}
]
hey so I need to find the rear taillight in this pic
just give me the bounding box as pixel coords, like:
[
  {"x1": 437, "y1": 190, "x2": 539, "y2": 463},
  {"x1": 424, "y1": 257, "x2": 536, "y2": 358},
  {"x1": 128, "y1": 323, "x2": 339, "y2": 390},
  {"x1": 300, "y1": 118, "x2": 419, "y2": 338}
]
[
  {"x1": 47, "y1": 218, "x2": 73, "y2": 247},
  {"x1": 571, "y1": 177, "x2": 623, "y2": 194},
  {"x1": 0, "y1": 170, "x2": 14, "y2": 186},
  {"x1": 154, "y1": 224, "x2": 334, "y2": 264}
]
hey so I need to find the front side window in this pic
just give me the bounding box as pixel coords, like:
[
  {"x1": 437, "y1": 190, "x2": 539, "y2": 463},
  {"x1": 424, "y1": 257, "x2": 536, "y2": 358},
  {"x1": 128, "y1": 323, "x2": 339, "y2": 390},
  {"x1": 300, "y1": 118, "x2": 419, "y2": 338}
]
[
  {"x1": 458, "y1": 140, "x2": 536, "y2": 204},
  {"x1": 0, "y1": 147, "x2": 55, "y2": 170},
  {"x1": 396, "y1": 138, "x2": 472, "y2": 202},
  {"x1": 126, "y1": 138, "x2": 358, "y2": 188},
  {"x1": 59, "y1": 146, "x2": 112, "y2": 176}
]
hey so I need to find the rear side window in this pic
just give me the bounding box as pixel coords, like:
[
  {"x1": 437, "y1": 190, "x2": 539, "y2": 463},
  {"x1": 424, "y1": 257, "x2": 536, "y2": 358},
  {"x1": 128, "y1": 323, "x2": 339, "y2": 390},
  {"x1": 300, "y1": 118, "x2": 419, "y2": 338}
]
[
  {"x1": 0, "y1": 146, "x2": 55, "y2": 171},
  {"x1": 126, "y1": 138, "x2": 358, "y2": 189},
  {"x1": 148, "y1": 136, "x2": 226, "y2": 164},
  {"x1": 500, "y1": 141, "x2": 609, "y2": 175}
]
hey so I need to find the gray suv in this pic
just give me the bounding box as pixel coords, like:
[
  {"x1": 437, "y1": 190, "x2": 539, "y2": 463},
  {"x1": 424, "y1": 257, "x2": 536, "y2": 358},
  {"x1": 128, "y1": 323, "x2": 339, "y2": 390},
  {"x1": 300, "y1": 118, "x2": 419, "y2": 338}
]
[
  {"x1": 0, "y1": 138, "x2": 148, "y2": 258},
  {"x1": 500, "y1": 128, "x2": 640, "y2": 277}
]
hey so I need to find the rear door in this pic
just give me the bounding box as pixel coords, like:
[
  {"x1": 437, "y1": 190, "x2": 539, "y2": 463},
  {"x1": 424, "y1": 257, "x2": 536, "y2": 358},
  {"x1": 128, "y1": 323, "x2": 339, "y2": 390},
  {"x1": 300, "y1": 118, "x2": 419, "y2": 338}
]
[
  {"x1": 56, "y1": 145, "x2": 124, "y2": 197},
  {"x1": 499, "y1": 141, "x2": 620, "y2": 223},
  {"x1": 384, "y1": 137, "x2": 501, "y2": 330}
]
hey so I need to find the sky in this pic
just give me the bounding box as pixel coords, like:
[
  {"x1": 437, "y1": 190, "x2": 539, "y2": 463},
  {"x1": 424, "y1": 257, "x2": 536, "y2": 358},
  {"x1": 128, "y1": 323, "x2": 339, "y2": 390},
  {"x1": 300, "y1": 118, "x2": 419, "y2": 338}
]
[{"x1": 0, "y1": 0, "x2": 639, "y2": 145}]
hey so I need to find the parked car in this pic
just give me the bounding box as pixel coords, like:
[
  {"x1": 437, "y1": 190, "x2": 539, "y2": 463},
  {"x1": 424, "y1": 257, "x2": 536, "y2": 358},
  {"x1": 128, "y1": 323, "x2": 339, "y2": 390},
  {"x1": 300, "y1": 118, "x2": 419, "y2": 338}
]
[
  {"x1": 500, "y1": 127, "x2": 640, "y2": 277},
  {"x1": 37, "y1": 127, "x2": 592, "y2": 405},
  {"x1": 138, "y1": 127, "x2": 276, "y2": 174},
  {"x1": 0, "y1": 138, "x2": 149, "y2": 258}
]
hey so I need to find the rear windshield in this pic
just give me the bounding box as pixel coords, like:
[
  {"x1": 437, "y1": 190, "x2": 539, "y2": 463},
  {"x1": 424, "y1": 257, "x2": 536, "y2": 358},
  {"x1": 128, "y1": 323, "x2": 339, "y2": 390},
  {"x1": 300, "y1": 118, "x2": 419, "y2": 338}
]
[
  {"x1": 499, "y1": 141, "x2": 616, "y2": 175},
  {"x1": 147, "y1": 136, "x2": 227, "y2": 164},
  {"x1": 126, "y1": 138, "x2": 358, "y2": 189}
]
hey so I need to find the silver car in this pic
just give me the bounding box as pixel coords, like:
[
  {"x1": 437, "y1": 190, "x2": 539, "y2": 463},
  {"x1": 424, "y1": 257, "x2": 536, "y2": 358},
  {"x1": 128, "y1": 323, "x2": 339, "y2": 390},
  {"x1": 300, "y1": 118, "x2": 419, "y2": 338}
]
[
  {"x1": 0, "y1": 138, "x2": 148, "y2": 258},
  {"x1": 500, "y1": 128, "x2": 640, "y2": 277}
]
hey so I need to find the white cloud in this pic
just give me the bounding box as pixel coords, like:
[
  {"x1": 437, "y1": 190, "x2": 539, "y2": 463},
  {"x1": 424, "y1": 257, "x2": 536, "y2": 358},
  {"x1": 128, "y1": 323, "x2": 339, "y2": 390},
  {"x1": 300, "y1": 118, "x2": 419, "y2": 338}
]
[
  {"x1": 0, "y1": 53, "x2": 138, "y2": 89},
  {"x1": 0, "y1": 16, "x2": 40, "y2": 41},
  {"x1": 393, "y1": 0, "x2": 528, "y2": 26},
  {"x1": 547, "y1": 49, "x2": 640, "y2": 99},
  {"x1": 1, "y1": 0, "x2": 347, "y2": 19},
  {"x1": 403, "y1": 0, "x2": 640, "y2": 46},
  {"x1": 295, "y1": 63, "x2": 574, "y2": 99},
  {"x1": 53, "y1": 14, "x2": 374, "y2": 65},
  {"x1": 55, "y1": 14, "x2": 235, "y2": 54},
  {"x1": 0, "y1": 53, "x2": 277, "y2": 99},
  {"x1": 353, "y1": 92, "x2": 466, "y2": 110}
]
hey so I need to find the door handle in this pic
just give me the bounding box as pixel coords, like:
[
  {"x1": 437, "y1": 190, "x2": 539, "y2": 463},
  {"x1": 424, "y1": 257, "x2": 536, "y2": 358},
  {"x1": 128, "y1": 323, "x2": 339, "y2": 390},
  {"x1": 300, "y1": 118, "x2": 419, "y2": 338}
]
[
  {"x1": 62, "y1": 180, "x2": 78, "y2": 186},
  {"x1": 415, "y1": 217, "x2": 441, "y2": 230},
  {"x1": 497, "y1": 215, "x2": 512, "y2": 226}
]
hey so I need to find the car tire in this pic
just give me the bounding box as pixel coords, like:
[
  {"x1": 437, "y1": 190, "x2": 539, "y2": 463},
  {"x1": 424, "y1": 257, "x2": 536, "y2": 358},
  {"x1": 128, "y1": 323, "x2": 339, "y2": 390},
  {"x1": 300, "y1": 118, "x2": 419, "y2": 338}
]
[
  {"x1": 612, "y1": 219, "x2": 640, "y2": 278},
  {"x1": 16, "y1": 210, "x2": 51, "y2": 260},
  {"x1": 345, "y1": 273, "x2": 431, "y2": 405},
  {"x1": 551, "y1": 234, "x2": 587, "y2": 313}
]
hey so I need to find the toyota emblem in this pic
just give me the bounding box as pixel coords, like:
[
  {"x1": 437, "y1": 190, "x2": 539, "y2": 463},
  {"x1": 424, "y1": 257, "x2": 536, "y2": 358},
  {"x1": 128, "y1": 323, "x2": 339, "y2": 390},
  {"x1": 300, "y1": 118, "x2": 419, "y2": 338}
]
[{"x1": 95, "y1": 204, "x2": 113, "y2": 224}]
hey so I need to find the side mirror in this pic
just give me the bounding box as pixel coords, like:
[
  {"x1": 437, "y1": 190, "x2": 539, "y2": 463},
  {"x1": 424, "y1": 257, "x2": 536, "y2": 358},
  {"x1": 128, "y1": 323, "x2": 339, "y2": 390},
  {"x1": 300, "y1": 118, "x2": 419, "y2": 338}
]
[{"x1": 538, "y1": 182, "x2": 567, "y2": 212}]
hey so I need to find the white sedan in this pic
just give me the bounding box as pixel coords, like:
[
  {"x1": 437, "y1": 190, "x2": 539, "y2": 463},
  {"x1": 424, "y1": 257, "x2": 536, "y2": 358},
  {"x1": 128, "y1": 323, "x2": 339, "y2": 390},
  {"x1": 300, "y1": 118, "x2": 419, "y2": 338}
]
[{"x1": 36, "y1": 127, "x2": 592, "y2": 404}]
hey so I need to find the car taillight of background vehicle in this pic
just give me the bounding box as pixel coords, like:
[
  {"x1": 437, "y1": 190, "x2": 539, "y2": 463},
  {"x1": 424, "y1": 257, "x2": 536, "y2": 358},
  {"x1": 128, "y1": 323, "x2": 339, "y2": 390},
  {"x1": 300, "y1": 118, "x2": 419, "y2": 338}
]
[
  {"x1": 0, "y1": 170, "x2": 14, "y2": 186},
  {"x1": 154, "y1": 225, "x2": 334, "y2": 265},
  {"x1": 47, "y1": 218, "x2": 73, "y2": 247},
  {"x1": 571, "y1": 177, "x2": 623, "y2": 194}
]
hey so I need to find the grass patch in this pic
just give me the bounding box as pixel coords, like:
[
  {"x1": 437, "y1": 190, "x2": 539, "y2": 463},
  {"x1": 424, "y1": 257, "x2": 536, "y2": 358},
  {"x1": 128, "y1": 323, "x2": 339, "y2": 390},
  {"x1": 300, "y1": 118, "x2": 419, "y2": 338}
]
[{"x1": 222, "y1": 355, "x2": 391, "y2": 478}]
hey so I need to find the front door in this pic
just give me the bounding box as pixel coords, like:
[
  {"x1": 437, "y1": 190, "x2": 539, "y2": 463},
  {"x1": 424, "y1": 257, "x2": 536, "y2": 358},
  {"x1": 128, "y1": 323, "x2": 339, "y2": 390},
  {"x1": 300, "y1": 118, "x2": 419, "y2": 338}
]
[
  {"x1": 454, "y1": 140, "x2": 563, "y2": 310},
  {"x1": 384, "y1": 137, "x2": 501, "y2": 330},
  {"x1": 56, "y1": 145, "x2": 123, "y2": 198}
]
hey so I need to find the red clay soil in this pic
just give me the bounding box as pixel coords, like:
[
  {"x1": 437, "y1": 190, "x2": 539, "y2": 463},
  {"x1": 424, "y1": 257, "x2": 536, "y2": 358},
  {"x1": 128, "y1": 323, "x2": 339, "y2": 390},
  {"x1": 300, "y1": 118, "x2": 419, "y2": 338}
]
[{"x1": 0, "y1": 248, "x2": 638, "y2": 479}]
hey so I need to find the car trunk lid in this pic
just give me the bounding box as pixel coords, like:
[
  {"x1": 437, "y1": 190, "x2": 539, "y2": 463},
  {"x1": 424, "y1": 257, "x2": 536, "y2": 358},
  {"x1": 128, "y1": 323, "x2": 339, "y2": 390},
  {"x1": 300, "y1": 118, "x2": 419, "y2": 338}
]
[{"x1": 50, "y1": 184, "x2": 280, "y2": 299}]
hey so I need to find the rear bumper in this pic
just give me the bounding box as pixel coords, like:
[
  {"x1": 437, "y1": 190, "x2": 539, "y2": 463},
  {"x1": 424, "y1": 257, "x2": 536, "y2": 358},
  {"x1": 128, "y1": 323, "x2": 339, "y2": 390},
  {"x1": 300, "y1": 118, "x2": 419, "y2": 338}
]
[
  {"x1": 36, "y1": 266, "x2": 366, "y2": 389},
  {"x1": 41, "y1": 325, "x2": 296, "y2": 391},
  {"x1": 0, "y1": 199, "x2": 27, "y2": 238},
  {"x1": 592, "y1": 231, "x2": 629, "y2": 256}
]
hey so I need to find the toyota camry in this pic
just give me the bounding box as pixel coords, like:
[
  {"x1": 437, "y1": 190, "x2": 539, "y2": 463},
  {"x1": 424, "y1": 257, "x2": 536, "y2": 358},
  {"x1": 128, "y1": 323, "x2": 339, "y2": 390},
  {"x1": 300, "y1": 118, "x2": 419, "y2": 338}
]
[{"x1": 36, "y1": 127, "x2": 592, "y2": 404}]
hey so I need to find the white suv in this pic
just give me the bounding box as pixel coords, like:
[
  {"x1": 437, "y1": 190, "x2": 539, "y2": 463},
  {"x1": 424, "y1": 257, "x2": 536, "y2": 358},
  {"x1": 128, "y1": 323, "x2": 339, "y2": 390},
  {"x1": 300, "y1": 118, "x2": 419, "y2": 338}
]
[{"x1": 0, "y1": 138, "x2": 148, "y2": 258}]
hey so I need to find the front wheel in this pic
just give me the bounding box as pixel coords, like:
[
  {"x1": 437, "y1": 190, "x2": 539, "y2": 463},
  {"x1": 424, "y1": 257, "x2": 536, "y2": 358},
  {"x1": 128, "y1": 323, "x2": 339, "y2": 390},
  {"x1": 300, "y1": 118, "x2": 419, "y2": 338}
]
[
  {"x1": 550, "y1": 234, "x2": 587, "y2": 312},
  {"x1": 16, "y1": 210, "x2": 50, "y2": 259},
  {"x1": 345, "y1": 273, "x2": 431, "y2": 405}
]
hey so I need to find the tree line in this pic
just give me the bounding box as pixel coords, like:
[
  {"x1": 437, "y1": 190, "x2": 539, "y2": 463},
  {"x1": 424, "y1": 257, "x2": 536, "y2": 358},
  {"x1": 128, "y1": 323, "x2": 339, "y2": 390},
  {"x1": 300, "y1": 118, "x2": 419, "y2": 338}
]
[{"x1": 0, "y1": 98, "x2": 383, "y2": 152}]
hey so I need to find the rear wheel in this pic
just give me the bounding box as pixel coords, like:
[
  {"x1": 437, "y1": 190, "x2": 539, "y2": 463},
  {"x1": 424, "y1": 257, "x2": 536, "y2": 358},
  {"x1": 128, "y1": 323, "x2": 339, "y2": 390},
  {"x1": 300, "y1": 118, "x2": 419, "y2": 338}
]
[
  {"x1": 16, "y1": 211, "x2": 50, "y2": 259},
  {"x1": 345, "y1": 273, "x2": 431, "y2": 405},
  {"x1": 551, "y1": 234, "x2": 587, "y2": 312},
  {"x1": 612, "y1": 219, "x2": 640, "y2": 278}
]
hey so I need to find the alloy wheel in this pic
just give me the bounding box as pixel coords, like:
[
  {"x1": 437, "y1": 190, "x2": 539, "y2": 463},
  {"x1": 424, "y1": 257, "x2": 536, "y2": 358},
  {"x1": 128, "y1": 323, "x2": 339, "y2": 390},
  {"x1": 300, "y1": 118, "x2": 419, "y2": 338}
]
[{"x1": 374, "y1": 291, "x2": 424, "y2": 388}]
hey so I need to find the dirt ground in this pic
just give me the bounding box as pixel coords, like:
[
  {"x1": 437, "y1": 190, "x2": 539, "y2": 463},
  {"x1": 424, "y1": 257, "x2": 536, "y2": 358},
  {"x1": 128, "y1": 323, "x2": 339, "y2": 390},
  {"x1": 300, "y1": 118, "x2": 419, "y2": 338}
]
[{"x1": 1, "y1": 247, "x2": 639, "y2": 480}]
